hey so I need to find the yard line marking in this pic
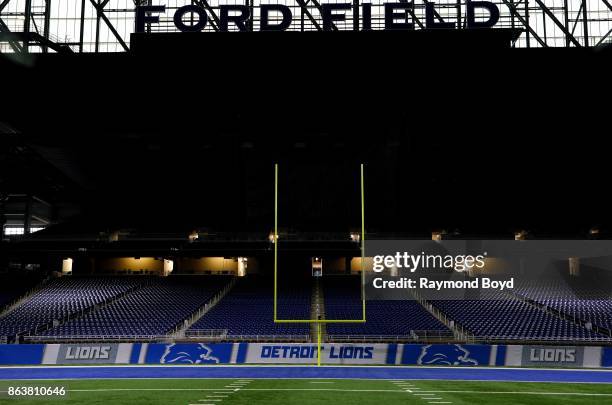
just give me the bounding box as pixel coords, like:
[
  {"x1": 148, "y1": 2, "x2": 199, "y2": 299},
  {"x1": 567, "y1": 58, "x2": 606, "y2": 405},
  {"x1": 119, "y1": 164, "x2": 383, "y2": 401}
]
[
  {"x1": 62, "y1": 388, "x2": 612, "y2": 396},
  {"x1": 235, "y1": 389, "x2": 409, "y2": 392},
  {"x1": 409, "y1": 390, "x2": 612, "y2": 396},
  {"x1": 428, "y1": 402, "x2": 452, "y2": 404},
  {"x1": 421, "y1": 398, "x2": 442, "y2": 400}
]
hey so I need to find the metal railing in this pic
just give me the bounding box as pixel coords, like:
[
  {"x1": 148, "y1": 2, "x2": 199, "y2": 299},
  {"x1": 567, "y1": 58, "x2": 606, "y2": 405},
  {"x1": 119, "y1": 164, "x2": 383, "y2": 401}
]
[
  {"x1": 328, "y1": 330, "x2": 455, "y2": 343},
  {"x1": 22, "y1": 333, "x2": 310, "y2": 343},
  {"x1": 0, "y1": 276, "x2": 50, "y2": 318},
  {"x1": 223, "y1": 335, "x2": 310, "y2": 342},
  {"x1": 14, "y1": 333, "x2": 612, "y2": 345},
  {"x1": 183, "y1": 329, "x2": 229, "y2": 340},
  {"x1": 23, "y1": 335, "x2": 175, "y2": 343},
  {"x1": 172, "y1": 278, "x2": 237, "y2": 337},
  {"x1": 466, "y1": 335, "x2": 612, "y2": 345}
]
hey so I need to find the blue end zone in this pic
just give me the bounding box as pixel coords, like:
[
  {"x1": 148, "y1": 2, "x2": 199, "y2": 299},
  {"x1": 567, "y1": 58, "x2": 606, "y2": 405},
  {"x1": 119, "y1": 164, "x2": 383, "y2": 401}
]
[{"x1": 0, "y1": 366, "x2": 611, "y2": 383}]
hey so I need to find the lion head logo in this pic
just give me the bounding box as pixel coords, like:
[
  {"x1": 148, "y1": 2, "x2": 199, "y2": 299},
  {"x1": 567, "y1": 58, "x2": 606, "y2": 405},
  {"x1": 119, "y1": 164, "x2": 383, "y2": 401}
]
[
  {"x1": 160, "y1": 343, "x2": 220, "y2": 364},
  {"x1": 417, "y1": 344, "x2": 478, "y2": 366}
]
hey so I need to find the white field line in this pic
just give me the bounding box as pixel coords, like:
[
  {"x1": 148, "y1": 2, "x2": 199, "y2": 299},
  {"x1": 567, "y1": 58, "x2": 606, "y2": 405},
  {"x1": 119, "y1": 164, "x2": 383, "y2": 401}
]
[
  {"x1": 6, "y1": 377, "x2": 611, "y2": 385},
  {"x1": 416, "y1": 390, "x2": 612, "y2": 396},
  {"x1": 198, "y1": 379, "x2": 250, "y2": 405},
  {"x1": 28, "y1": 388, "x2": 611, "y2": 397},
  {"x1": 62, "y1": 388, "x2": 409, "y2": 393}
]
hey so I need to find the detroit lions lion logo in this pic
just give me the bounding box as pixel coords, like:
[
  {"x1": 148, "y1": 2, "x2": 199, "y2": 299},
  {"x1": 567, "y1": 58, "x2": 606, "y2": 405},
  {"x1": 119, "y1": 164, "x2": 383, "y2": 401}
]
[
  {"x1": 160, "y1": 344, "x2": 220, "y2": 364},
  {"x1": 417, "y1": 344, "x2": 478, "y2": 366}
]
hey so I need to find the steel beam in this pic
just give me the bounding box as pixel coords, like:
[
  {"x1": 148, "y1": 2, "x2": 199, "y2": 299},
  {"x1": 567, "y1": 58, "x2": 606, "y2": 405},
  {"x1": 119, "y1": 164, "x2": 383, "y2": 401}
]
[
  {"x1": 43, "y1": 0, "x2": 50, "y2": 53},
  {"x1": 0, "y1": 17, "x2": 23, "y2": 52},
  {"x1": 23, "y1": 0, "x2": 31, "y2": 52},
  {"x1": 595, "y1": 26, "x2": 612, "y2": 45},
  {"x1": 89, "y1": 0, "x2": 129, "y2": 51},
  {"x1": 193, "y1": 0, "x2": 221, "y2": 32},
  {"x1": 79, "y1": 0, "x2": 85, "y2": 52},
  {"x1": 500, "y1": 0, "x2": 547, "y2": 47},
  {"x1": 581, "y1": 0, "x2": 588, "y2": 45},
  {"x1": 533, "y1": 0, "x2": 582, "y2": 46},
  {"x1": 295, "y1": 0, "x2": 324, "y2": 31},
  {"x1": 0, "y1": 0, "x2": 10, "y2": 13}
]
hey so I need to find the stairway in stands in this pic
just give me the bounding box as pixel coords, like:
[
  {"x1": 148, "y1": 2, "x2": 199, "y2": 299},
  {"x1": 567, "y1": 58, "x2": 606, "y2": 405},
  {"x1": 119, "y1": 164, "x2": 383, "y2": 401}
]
[
  {"x1": 172, "y1": 277, "x2": 238, "y2": 338},
  {"x1": 28, "y1": 279, "x2": 149, "y2": 338},
  {"x1": 310, "y1": 278, "x2": 326, "y2": 342},
  {"x1": 506, "y1": 289, "x2": 612, "y2": 339},
  {"x1": 413, "y1": 293, "x2": 474, "y2": 341},
  {"x1": 0, "y1": 276, "x2": 51, "y2": 318}
]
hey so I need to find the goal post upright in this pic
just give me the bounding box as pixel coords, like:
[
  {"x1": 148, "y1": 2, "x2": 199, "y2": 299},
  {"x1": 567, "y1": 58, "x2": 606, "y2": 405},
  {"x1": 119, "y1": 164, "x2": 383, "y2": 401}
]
[
  {"x1": 273, "y1": 163, "x2": 367, "y2": 365},
  {"x1": 361, "y1": 163, "x2": 366, "y2": 322}
]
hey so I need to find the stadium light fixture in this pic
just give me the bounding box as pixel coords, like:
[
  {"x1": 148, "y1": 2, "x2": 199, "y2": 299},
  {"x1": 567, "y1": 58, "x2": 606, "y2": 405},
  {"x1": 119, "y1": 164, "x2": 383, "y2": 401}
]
[
  {"x1": 515, "y1": 230, "x2": 528, "y2": 240},
  {"x1": 62, "y1": 258, "x2": 73, "y2": 274},
  {"x1": 268, "y1": 231, "x2": 278, "y2": 243}
]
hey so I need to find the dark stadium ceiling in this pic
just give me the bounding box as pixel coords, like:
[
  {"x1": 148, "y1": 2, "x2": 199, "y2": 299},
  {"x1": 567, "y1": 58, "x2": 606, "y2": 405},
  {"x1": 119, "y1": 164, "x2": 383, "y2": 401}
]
[{"x1": 1, "y1": 47, "x2": 611, "y2": 238}]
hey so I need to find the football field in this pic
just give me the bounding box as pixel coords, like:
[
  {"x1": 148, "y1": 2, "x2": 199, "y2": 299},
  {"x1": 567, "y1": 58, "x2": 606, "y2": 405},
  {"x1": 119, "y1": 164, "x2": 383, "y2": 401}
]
[
  {"x1": 2, "y1": 378, "x2": 612, "y2": 405},
  {"x1": 1, "y1": 366, "x2": 612, "y2": 405}
]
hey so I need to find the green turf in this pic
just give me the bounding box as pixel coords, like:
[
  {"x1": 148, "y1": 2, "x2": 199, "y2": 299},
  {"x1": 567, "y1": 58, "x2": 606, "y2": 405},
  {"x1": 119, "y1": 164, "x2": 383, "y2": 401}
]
[{"x1": 1, "y1": 379, "x2": 612, "y2": 405}]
